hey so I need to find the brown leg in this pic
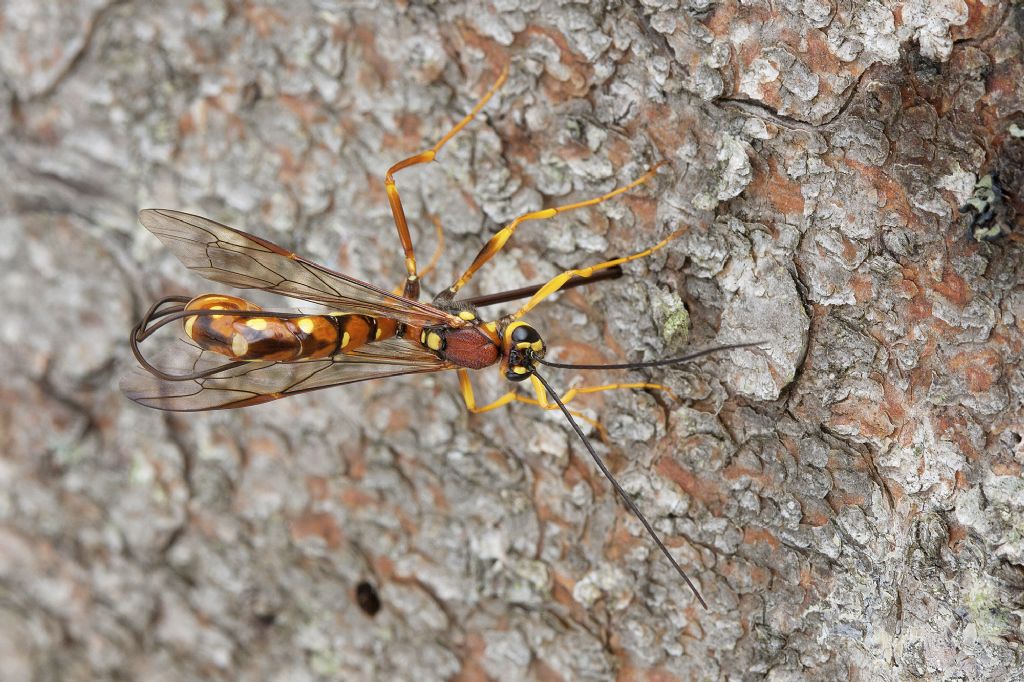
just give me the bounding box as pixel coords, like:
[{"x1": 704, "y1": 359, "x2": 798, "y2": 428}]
[
  {"x1": 384, "y1": 65, "x2": 508, "y2": 300},
  {"x1": 392, "y1": 215, "x2": 445, "y2": 295}
]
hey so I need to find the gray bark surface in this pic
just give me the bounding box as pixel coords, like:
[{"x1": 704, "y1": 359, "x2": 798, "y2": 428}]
[{"x1": 1, "y1": 1, "x2": 1022, "y2": 680}]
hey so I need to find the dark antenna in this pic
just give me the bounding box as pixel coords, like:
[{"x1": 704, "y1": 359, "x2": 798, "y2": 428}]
[
  {"x1": 461, "y1": 265, "x2": 624, "y2": 308},
  {"x1": 537, "y1": 341, "x2": 764, "y2": 371},
  {"x1": 531, "y1": 369, "x2": 709, "y2": 609}
]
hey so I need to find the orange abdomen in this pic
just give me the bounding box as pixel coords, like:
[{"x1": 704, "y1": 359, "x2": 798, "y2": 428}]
[{"x1": 183, "y1": 294, "x2": 397, "y2": 361}]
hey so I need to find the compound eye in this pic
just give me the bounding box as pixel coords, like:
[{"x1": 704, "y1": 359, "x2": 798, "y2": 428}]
[{"x1": 510, "y1": 324, "x2": 538, "y2": 344}]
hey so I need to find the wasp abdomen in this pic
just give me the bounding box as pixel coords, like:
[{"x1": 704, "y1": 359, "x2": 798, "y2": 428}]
[{"x1": 183, "y1": 294, "x2": 396, "y2": 361}]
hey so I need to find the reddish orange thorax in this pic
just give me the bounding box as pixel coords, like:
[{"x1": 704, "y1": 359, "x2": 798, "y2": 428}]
[{"x1": 183, "y1": 294, "x2": 398, "y2": 361}]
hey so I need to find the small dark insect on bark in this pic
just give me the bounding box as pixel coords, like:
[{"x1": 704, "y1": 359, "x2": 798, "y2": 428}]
[
  {"x1": 961, "y1": 121, "x2": 1024, "y2": 242},
  {"x1": 355, "y1": 581, "x2": 382, "y2": 616}
]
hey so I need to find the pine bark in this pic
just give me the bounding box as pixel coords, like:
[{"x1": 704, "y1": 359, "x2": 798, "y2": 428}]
[{"x1": 1, "y1": 1, "x2": 1022, "y2": 680}]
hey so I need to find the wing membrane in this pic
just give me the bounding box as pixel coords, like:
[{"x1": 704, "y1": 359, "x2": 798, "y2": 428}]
[
  {"x1": 121, "y1": 337, "x2": 453, "y2": 411},
  {"x1": 138, "y1": 209, "x2": 459, "y2": 328}
]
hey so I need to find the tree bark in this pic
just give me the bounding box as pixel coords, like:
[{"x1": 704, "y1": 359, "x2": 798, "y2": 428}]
[{"x1": 1, "y1": 1, "x2": 1022, "y2": 680}]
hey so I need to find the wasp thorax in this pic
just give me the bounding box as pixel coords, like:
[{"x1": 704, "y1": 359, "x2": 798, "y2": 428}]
[{"x1": 504, "y1": 322, "x2": 545, "y2": 382}]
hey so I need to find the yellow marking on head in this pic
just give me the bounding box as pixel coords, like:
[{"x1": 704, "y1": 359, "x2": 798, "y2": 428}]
[
  {"x1": 341, "y1": 331, "x2": 351, "y2": 348},
  {"x1": 210, "y1": 305, "x2": 225, "y2": 319},
  {"x1": 531, "y1": 340, "x2": 544, "y2": 352},
  {"x1": 246, "y1": 318, "x2": 268, "y2": 331},
  {"x1": 426, "y1": 332, "x2": 443, "y2": 351},
  {"x1": 516, "y1": 342, "x2": 531, "y2": 350},
  {"x1": 512, "y1": 366, "x2": 528, "y2": 375},
  {"x1": 183, "y1": 315, "x2": 197, "y2": 339},
  {"x1": 231, "y1": 334, "x2": 249, "y2": 357},
  {"x1": 297, "y1": 317, "x2": 315, "y2": 334},
  {"x1": 458, "y1": 310, "x2": 476, "y2": 321}
]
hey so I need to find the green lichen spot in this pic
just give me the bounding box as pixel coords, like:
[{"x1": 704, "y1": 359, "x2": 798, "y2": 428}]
[
  {"x1": 662, "y1": 308, "x2": 690, "y2": 345},
  {"x1": 653, "y1": 291, "x2": 691, "y2": 349},
  {"x1": 965, "y1": 577, "x2": 1010, "y2": 638}
]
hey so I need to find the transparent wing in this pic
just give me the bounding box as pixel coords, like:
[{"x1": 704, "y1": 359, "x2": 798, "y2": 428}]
[
  {"x1": 121, "y1": 337, "x2": 453, "y2": 411},
  {"x1": 138, "y1": 209, "x2": 460, "y2": 328}
]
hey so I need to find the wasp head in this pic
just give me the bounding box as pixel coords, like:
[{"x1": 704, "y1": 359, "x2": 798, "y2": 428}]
[{"x1": 502, "y1": 321, "x2": 546, "y2": 381}]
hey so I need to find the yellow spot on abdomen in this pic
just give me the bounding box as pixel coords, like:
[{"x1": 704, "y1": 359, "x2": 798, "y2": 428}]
[
  {"x1": 297, "y1": 317, "x2": 315, "y2": 334},
  {"x1": 374, "y1": 327, "x2": 382, "y2": 340},
  {"x1": 184, "y1": 315, "x2": 197, "y2": 339},
  {"x1": 341, "y1": 331, "x2": 351, "y2": 348},
  {"x1": 231, "y1": 334, "x2": 249, "y2": 357},
  {"x1": 458, "y1": 310, "x2": 476, "y2": 321},
  {"x1": 245, "y1": 318, "x2": 268, "y2": 330},
  {"x1": 210, "y1": 305, "x2": 225, "y2": 319},
  {"x1": 426, "y1": 332, "x2": 443, "y2": 351}
]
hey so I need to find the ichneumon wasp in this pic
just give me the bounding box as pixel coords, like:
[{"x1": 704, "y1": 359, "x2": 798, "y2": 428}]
[{"x1": 123, "y1": 64, "x2": 759, "y2": 610}]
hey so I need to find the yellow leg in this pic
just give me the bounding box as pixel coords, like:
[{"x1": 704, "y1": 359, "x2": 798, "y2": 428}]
[
  {"x1": 385, "y1": 64, "x2": 508, "y2": 299},
  {"x1": 458, "y1": 368, "x2": 518, "y2": 412},
  {"x1": 508, "y1": 228, "x2": 684, "y2": 320},
  {"x1": 532, "y1": 379, "x2": 678, "y2": 406},
  {"x1": 524, "y1": 375, "x2": 676, "y2": 435},
  {"x1": 443, "y1": 163, "x2": 664, "y2": 297},
  {"x1": 457, "y1": 369, "x2": 603, "y2": 432},
  {"x1": 457, "y1": 371, "x2": 677, "y2": 436}
]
